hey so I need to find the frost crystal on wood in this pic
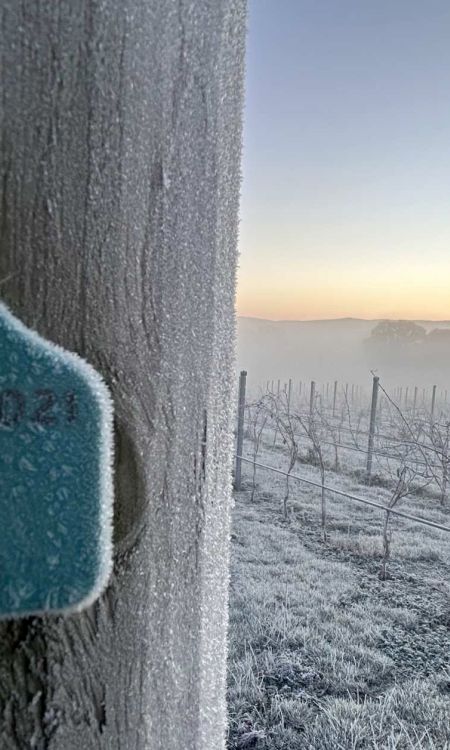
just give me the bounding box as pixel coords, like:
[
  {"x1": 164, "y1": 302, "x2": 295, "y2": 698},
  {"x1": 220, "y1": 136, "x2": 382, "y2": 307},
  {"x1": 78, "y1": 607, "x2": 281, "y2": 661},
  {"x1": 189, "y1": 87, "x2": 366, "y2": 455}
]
[{"x1": 0, "y1": 0, "x2": 246, "y2": 747}]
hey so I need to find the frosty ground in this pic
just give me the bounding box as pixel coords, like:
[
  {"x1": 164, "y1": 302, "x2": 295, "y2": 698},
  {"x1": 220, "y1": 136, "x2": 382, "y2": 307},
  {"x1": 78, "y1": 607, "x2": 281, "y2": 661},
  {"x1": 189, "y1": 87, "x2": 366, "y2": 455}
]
[{"x1": 227, "y1": 438, "x2": 450, "y2": 749}]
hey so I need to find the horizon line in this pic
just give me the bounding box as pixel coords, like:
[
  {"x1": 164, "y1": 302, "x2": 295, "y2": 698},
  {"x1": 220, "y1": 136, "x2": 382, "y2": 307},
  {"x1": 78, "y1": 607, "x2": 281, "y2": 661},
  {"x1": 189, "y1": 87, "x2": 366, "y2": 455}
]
[{"x1": 238, "y1": 315, "x2": 450, "y2": 324}]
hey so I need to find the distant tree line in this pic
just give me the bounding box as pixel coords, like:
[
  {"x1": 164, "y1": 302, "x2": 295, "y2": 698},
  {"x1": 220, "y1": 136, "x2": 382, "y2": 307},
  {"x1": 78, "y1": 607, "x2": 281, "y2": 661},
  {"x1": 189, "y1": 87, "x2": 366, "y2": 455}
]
[{"x1": 366, "y1": 320, "x2": 450, "y2": 348}]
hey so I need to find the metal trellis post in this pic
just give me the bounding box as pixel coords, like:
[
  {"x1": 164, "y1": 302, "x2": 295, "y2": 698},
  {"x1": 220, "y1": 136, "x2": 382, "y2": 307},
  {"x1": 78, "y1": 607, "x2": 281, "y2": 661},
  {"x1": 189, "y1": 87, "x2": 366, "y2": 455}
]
[
  {"x1": 366, "y1": 375, "x2": 379, "y2": 482},
  {"x1": 234, "y1": 370, "x2": 247, "y2": 491},
  {"x1": 333, "y1": 380, "x2": 338, "y2": 417},
  {"x1": 309, "y1": 380, "x2": 316, "y2": 420},
  {"x1": 431, "y1": 384, "x2": 437, "y2": 422}
]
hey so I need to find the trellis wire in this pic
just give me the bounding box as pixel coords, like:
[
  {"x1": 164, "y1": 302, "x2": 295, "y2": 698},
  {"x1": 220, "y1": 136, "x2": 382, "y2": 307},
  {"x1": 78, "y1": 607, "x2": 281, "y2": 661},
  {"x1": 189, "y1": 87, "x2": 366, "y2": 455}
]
[
  {"x1": 236, "y1": 455, "x2": 450, "y2": 534},
  {"x1": 246, "y1": 405, "x2": 446, "y2": 468},
  {"x1": 270, "y1": 408, "x2": 448, "y2": 459},
  {"x1": 267, "y1": 427, "x2": 444, "y2": 471}
]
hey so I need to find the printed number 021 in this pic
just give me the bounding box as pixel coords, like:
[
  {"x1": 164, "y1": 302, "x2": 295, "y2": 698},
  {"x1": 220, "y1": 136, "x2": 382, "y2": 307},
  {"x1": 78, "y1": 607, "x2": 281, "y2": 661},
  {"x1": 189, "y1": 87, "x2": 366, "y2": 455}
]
[{"x1": 0, "y1": 389, "x2": 77, "y2": 427}]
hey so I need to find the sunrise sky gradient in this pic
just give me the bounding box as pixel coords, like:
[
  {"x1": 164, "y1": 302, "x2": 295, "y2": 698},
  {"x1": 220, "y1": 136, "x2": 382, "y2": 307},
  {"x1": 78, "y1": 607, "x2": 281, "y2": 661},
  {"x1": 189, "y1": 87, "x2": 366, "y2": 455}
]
[{"x1": 237, "y1": 0, "x2": 450, "y2": 321}]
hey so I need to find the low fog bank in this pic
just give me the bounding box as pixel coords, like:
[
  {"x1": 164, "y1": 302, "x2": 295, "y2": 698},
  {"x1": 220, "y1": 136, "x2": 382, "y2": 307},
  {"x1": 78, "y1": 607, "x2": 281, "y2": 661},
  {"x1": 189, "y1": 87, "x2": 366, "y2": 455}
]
[{"x1": 237, "y1": 317, "x2": 450, "y2": 394}]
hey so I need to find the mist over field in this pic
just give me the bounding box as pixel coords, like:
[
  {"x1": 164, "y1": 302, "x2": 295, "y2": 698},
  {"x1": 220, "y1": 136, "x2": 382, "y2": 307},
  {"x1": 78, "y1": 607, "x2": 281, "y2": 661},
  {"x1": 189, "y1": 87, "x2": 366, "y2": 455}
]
[{"x1": 237, "y1": 316, "x2": 450, "y2": 393}]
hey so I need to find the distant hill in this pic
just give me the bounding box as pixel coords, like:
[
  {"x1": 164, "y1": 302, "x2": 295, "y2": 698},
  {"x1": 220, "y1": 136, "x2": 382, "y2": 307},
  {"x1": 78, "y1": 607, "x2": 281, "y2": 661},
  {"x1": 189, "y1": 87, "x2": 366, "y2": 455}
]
[{"x1": 237, "y1": 316, "x2": 450, "y2": 393}]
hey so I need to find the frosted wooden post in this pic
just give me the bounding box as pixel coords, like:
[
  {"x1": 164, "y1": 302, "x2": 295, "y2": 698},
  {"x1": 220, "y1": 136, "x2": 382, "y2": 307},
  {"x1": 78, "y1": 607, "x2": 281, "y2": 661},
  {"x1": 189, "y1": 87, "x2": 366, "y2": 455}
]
[
  {"x1": 366, "y1": 376, "x2": 380, "y2": 482},
  {"x1": 234, "y1": 370, "x2": 247, "y2": 492},
  {"x1": 333, "y1": 380, "x2": 338, "y2": 417},
  {"x1": 413, "y1": 386, "x2": 418, "y2": 415},
  {"x1": 0, "y1": 2, "x2": 246, "y2": 747},
  {"x1": 309, "y1": 380, "x2": 316, "y2": 419},
  {"x1": 277, "y1": 379, "x2": 281, "y2": 394},
  {"x1": 431, "y1": 385, "x2": 437, "y2": 422}
]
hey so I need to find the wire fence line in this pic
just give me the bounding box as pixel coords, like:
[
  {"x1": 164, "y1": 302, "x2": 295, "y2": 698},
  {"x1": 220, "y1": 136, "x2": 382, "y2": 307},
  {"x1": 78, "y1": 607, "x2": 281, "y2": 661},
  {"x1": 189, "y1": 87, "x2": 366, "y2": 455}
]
[
  {"x1": 282, "y1": 411, "x2": 448, "y2": 458},
  {"x1": 236, "y1": 455, "x2": 450, "y2": 534},
  {"x1": 257, "y1": 407, "x2": 449, "y2": 460},
  {"x1": 251, "y1": 409, "x2": 446, "y2": 468},
  {"x1": 262, "y1": 377, "x2": 449, "y2": 419},
  {"x1": 241, "y1": 373, "x2": 450, "y2": 496},
  {"x1": 267, "y1": 429, "x2": 444, "y2": 471},
  {"x1": 234, "y1": 371, "x2": 450, "y2": 572},
  {"x1": 257, "y1": 377, "x2": 450, "y2": 431}
]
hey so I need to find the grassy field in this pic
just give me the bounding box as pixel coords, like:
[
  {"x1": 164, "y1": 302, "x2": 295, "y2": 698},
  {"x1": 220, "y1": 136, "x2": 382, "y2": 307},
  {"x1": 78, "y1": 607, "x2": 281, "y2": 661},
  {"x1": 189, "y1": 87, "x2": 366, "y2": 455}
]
[{"x1": 227, "y1": 442, "x2": 450, "y2": 749}]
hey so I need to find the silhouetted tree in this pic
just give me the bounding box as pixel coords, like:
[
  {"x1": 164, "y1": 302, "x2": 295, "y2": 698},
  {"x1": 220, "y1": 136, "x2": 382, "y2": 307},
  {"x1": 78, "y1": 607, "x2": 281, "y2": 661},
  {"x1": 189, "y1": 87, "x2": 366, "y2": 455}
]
[{"x1": 367, "y1": 320, "x2": 426, "y2": 347}]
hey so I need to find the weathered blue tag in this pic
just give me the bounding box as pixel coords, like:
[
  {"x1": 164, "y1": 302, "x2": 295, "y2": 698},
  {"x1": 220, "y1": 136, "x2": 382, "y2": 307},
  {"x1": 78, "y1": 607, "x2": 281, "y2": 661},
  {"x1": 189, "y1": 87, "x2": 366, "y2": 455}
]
[{"x1": 0, "y1": 303, "x2": 113, "y2": 619}]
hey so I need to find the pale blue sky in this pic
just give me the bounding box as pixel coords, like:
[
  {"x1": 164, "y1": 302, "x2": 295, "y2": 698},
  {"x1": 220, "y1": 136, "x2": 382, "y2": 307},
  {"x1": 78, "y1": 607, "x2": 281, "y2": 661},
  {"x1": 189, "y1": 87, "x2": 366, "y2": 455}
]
[{"x1": 238, "y1": 0, "x2": 450, "y2": 320}]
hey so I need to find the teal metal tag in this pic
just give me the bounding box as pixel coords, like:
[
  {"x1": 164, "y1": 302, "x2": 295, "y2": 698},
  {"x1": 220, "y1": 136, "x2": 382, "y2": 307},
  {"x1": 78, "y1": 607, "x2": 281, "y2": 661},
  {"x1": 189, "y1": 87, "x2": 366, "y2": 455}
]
[{"x1": 0, "y1": 303, "x2": 113, "y2": 619}]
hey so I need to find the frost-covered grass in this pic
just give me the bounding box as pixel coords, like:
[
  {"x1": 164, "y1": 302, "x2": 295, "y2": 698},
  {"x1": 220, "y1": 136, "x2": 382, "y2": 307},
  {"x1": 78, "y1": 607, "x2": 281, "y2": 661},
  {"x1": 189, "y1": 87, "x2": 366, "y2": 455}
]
[
  {"x1": 242, "y1": 436, "x2": 450, "y2": 565},
  {"x1": 227, "y1": 441, "x2": 450, "y2": 749}
]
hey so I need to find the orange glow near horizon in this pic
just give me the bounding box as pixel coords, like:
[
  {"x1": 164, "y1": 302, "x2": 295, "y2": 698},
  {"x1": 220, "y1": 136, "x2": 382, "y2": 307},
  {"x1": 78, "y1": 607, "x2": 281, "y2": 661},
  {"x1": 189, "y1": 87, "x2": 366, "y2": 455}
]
[
  {"x1": 236, "y1": 212, "x2": 450, "y2": 321},
  {"x1": 236, "y1": 258, "x2": 450, "y2": 321},
  {"x1": 237, "y1": 297, "x2": 450, "y2": 322}
]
